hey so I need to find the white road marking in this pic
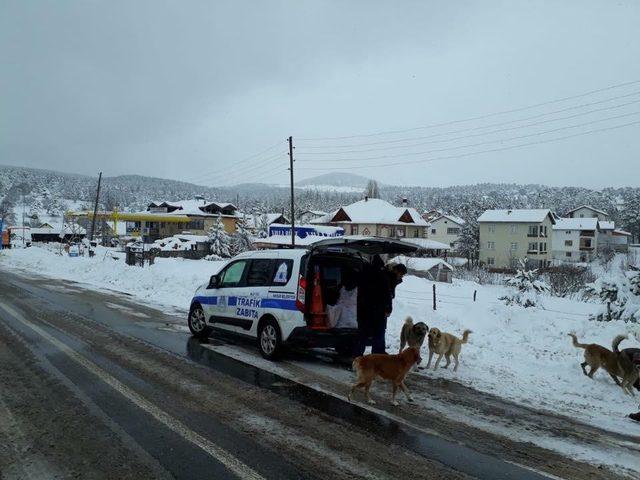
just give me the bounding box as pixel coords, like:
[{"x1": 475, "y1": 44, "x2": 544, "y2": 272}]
[{"x1": 0, "y1": 302, "x2": 265, "y2": 480}]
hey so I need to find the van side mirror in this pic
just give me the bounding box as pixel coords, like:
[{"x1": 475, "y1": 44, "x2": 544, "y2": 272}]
[{"x1": 207, "y1": 275, "x2": 219, "y2": 289}]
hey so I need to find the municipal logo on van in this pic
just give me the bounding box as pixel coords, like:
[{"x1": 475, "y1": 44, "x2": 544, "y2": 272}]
[{"x1": 218, "y1": 296, "x2": 227, "y2": 307}]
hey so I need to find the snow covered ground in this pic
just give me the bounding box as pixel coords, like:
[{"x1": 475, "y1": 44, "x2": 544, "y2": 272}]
[
  {"x1": 0, "y1": 244, "x2": 225, "y2": 310},
  {"x1": 2, "y1": 244, "x2": 639, "y2": 439}
]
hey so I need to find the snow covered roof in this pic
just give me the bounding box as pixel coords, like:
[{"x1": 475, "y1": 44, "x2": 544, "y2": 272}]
[
  {"x1": 598, "y1": 221, "x2": 615, "y2": 230},
  {"x1": 432, "y1": 214, "x2": 466, "y2": 225},
  {"x1": 566, "y1": 205, "x2": 609, "y2": 217},
  {"x1": 302, "y1": 209, "x2": 327, "y2": 216},
  {"x1": 402, "y1": 238, "x2": 451, "y2": 250},
  {"x1": 148, "y1": 200, "x2": 237, "y2": 217},
  {"x1": 552, "y1": 218, "x2": 599, "y2": 231},
  {"x1": 390, "y1": 255, "x2": 454, "y2": 271},
  {"x1": 477, "y1": 209, "x2": 555, "y2": 224},
  {"x1": 312, "y1": 198, "x2": 428, "y2": 227},
  {"x1": 613, "y1": 229, "x2": 632, "y2": 236}
]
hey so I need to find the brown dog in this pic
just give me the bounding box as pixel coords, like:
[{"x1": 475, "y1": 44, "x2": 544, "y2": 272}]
[
  {"x1": 348, "y1": 347, "x2": 421, "y2": 406},
  {"x1": 569, "y1": 333, "x2": 637, "y2": 394},
  {"x1": 426, "y1": 327, "x2": 472, "y2": 372}
]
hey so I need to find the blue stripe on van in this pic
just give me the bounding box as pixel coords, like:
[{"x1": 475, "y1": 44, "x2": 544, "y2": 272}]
[
  {"x1": 193, "y1": 296, "x2": 217, "y2": 305},
  {"x1": 261, "y1": 298, "x2": 298, "y2": 310}
]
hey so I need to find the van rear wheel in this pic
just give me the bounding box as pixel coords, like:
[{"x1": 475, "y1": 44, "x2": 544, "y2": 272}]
[{"x1": 258, "y1": 318, "x2": 283, "y2": 360}]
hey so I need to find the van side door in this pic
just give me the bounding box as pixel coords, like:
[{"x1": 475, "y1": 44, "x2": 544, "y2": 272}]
[
  {"x1": 233, "y1": 258, "x2": 276, "y2": 336},
  {"x1": 210, "y1": 259, "x2": 250, "y2": 333}
]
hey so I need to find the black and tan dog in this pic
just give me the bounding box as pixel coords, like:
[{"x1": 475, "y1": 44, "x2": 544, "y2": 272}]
[{"x1": 399, "y1": 316, "x2": 428, "y2": 370}]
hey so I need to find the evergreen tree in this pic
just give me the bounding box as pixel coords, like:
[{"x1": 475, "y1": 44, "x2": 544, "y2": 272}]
[
  {"x1": 231, "y1": 216, "x2": 254, "y2": 255},
  {"x1": 500, "y1": 259, "x2": 550, "y2": 307},
  {"x1": 365, "y1": 180, "x2": 380, "y2": 199},
  {"x1": 207, "y1": 215, "x2": 231, "y2": 258}
]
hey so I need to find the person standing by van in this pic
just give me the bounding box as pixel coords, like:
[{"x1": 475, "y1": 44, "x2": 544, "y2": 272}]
[{"x1": 355, "y1": 255, "x2": 393, "y2": 356}]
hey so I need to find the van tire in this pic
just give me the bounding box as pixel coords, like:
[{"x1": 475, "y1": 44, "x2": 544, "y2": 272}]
[
  {"x1": 258, "y1": 317, "x2": 283, "y2": 360},
  {"x1": 188, "y1": 304, "x2": 210, "y2": 338}
]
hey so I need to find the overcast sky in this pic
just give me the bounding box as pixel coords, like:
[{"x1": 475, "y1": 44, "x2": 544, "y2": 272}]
[{"x1": 2, "y1": 1, "x2": 640, "y2": 189}]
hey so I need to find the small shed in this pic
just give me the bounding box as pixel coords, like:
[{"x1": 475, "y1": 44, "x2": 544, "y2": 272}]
[{"x1": 390, "y1": 255, "x2": 454, "y2": 283}]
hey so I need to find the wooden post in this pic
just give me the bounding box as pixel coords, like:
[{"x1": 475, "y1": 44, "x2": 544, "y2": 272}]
[
  {"x1": 432, "y1": 284, "x2": 436, "y2": 310},
  {"x1": 473, "y1": 290, "x2": 477, "y2": 302}
]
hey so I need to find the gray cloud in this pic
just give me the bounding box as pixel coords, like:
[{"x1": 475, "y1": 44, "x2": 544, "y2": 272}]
[{"x1": 1, "y1": 1, "x2": 639, "y2": 188}]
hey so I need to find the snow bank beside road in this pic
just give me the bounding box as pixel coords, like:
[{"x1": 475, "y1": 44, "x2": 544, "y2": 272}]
[{"x1": 0, "y1": 245, "x2": 224, "y2": 311}]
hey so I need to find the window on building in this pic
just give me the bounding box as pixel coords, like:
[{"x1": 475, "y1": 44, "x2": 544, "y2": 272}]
[
  {"x1": 187, "y1": 219, "x2": 204, "y2": 230},
  {"x1": 414, "y1": 229, "x2": 420, "y2": 238},
  {"x1": 540, "y1": 226, "x2": 547, "y2": 237},
  {"x1": 510, "y1": 242, "x2": 518, "y2": 251},
  {"x1": 566, "y1": 252, "x2": 572, "y2": 257},
  {"x1": 447, "y1": 227, "x2": 460, "y2": 234},
  {"x1": 565, "y1": 230, "x2": 571, "y2": 234},
  {"x1": 510, "y1": 225, "x2": 518, "y2": 234},
  {"x1": 528, "y1": 242, "x2": 537, "y2": 252},
  {"x1": 528, "y1": 225, "x2": 538, "y2": 237},
  {"x1": 431, "y1": 228, "x2": 436, "y2": 234},
  {"x1": 540, "y1": 242, "x2": 547, "y2": 252},
  {"x1": 564, "y1": 240, "x2": 573, "y2": 246},
  {"x1": 487, "y1": 241, "x2": 495, "y2": 250},
  {"x1": 488, "y1": 224, "x2": 496, "y2": 233},
  {"x1": 487, "y1": 257, "x2": 495, "y2": 265},
  {"x1": 350, "y1": 225, "x2": 358, "y2": 235}
]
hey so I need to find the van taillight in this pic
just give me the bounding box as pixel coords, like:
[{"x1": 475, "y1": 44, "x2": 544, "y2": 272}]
[{"x1": 296, "y1": 275, "x2": 307, "y2": 313}]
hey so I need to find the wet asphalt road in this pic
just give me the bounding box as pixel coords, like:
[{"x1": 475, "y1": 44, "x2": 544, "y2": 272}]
[{"x1": 0, "y1": 269, "x2": 618, "y2": 479}]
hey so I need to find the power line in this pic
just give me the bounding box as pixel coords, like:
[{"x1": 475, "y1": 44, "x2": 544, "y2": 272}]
[
  {"x1": 188, "y1": 151, "x2": 286, "y2": 186},
  {"x1": 296, "y1": 118, "x2": 640, "y2": 171},
  {"x1": 296, "y1": 96, "x2": 640, "y2": 156},
  {"x1": 179, "y1": 141, "x2": 284, "y2": 184},
  {"x1": 297, "y1": 79, "x2": 640, "y2": 141},
  {"x1": 296, "y1": 110, "x2": 640, "y2": 163}
]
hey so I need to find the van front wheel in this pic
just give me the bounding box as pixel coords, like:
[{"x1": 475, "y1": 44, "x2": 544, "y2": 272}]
[
  {"x1": 188, "y1": 304, "x2": 210, "y2": 338},
  {"x1": 258, "y1": 318, "x2": 283, "y2": 360}
]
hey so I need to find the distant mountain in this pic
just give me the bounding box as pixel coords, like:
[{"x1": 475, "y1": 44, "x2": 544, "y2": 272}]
[{"x1": 296, "y1": 172, "x2": 373, "y2": 188}]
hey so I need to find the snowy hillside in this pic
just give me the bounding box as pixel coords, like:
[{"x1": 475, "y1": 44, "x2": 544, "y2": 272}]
[{"x1": 2, "y1": 164, "x2": 639, "y2": 241}]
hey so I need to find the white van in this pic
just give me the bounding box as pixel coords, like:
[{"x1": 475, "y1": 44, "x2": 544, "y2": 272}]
[{"x1": 187, "y1": 236, "x2": 417, "y2": 359}]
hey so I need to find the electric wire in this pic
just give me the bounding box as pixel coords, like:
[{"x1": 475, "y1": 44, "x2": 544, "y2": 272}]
[
  {"x1": 297, "y1": 78, "x2": 640, "y2": 141},
  {"x1": 297, "y1": 118, "x2": 640, "y2": 171}
]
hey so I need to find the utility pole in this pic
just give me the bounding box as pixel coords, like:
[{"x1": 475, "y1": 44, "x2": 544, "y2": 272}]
[
  {"x1": 21, "y1": 189, "x2": 25, "y2": 248},
  {"x1": 90, "y1": 172, "x2": 102, "y2": 242},
  {"x1": 288, "y1": 136, "x2": 295, "y2": 247}
]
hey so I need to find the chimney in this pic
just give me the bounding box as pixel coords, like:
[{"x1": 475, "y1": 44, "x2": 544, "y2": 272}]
[
  {"x1": 195, "y1": 195, "x2": 205, "y2": 204},
  {"x1": 402, "y1": 197, "x2": 408, "y2": 207}
]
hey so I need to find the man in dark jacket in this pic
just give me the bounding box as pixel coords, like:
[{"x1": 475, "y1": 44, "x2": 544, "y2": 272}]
[{"x1": 354, "y1": 255, "x2": 393, "y2": 356}]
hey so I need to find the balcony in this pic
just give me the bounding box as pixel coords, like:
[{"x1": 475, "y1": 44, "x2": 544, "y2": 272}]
[{"x1": 580, "y1": 246, "x2": 594, "y2": 251}]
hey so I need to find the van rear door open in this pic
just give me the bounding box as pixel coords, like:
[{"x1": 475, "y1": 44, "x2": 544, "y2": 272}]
[{"x1": 303, "y1": 236, "x2": 418, "y2": 328}]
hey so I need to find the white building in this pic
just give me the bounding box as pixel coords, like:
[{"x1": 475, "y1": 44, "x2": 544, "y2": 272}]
[
  {"x1": 428, "y1": 214, "x2": 465, "y2": 249},
  {"x1": 311, "y1": 198, "x2": 428, "y2": 239},
  {"x1": 598, "y1": 220, "x2": 631, "y2": 253},
  {"x1": 552, "y1": 218, "x2": 599, "y2": 263},
  {"x1": 565, "y1": 205, "x2": 609, "y2": 221}
]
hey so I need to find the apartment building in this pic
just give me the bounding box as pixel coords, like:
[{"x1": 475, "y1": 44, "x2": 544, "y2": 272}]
[
  {"x1": 478, "y1": 209, "x2": 555, "y2": 269},
  {"x1": 552, "y1": 217, "x2": 599, "y2": 263},
  {"x1": 428, "y1": 214, "x2": 465, "y2": 248}
]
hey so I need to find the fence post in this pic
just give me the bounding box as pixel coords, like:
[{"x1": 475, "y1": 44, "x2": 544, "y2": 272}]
[
  {"x1": 432, "y1": 284, "x2": 437, "y2": 311},
  {"x1": 473, "y1": 290, "x2": 477, "y2": 302}
]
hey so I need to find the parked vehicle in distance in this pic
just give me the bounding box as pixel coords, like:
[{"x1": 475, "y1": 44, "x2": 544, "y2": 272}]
[{"x1": 187, "y1": 236, "x2": 417, "y2": 359}]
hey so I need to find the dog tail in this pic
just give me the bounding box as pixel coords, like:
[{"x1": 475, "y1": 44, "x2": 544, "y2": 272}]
[
  {"x1": 460, "y1": 329, "x2": 472, "y2": 344},
  {"x1": 612, "y1": 334, "x2": 628, "y2": 354},
  {"x1": 404, "y1": 316, "x2": 414, "y2": 326},
  {"x1": 568, "y1": 333, "x2": 588, "y2": 349}
]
